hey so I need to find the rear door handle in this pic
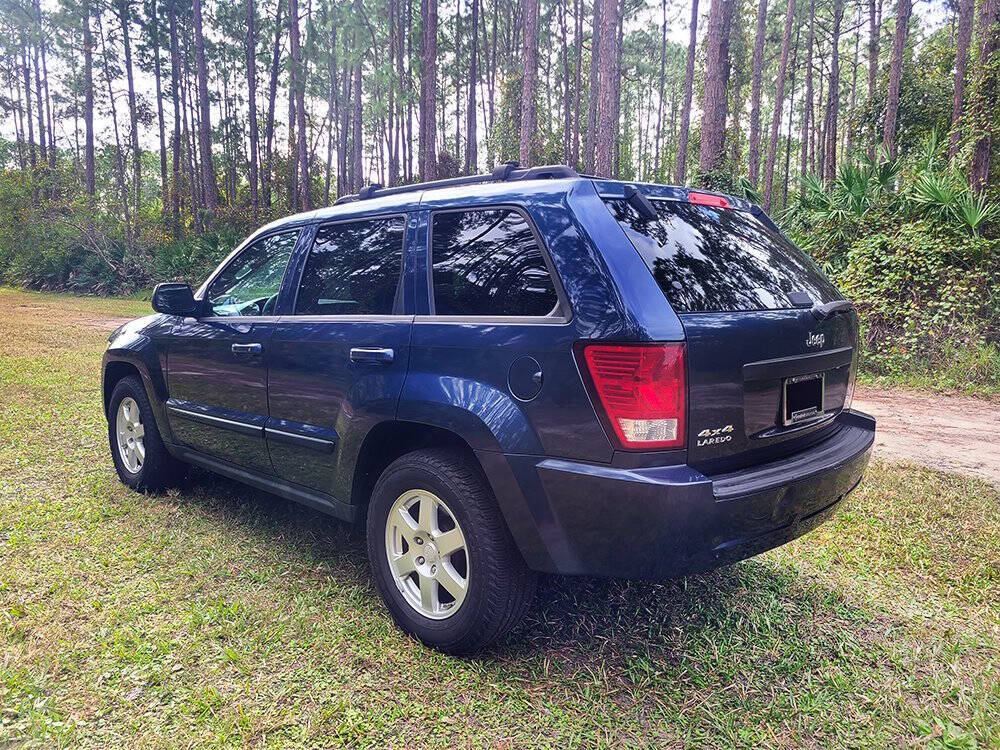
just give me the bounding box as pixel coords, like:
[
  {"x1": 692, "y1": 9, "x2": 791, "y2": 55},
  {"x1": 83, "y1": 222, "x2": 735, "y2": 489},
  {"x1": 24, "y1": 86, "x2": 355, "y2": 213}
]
[
  {"x1": 231, "y1": 343, "x2": 263, "y2": 355},
  {"x1": 350, "y1": 347, "x2": 394, "y2": 364}
]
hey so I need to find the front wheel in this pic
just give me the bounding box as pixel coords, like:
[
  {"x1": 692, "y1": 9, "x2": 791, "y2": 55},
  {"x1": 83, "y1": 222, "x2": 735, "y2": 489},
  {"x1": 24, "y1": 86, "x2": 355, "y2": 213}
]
[
  {"x1": 108, "y1": 376, "x2": 184, "y2": 492},
  {"x1": 366, "y1": 448, "x2": 537, "y2": 654}
]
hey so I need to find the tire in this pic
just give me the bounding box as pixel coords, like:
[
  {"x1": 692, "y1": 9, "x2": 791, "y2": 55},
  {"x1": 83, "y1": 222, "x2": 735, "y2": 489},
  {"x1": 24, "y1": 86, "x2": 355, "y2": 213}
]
[
  {"x1": 366, "y1": 448, "x2": 537, "y2": 654},
  {"x1": 108, "y1": 375, "x2": 184, "y2": 492}
]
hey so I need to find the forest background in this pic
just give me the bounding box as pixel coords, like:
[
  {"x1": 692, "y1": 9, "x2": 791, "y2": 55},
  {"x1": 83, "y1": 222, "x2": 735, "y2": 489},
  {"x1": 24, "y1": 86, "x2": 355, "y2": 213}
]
[{"x1": 1, "y1": 0, "x2": 998, "y2": 392}]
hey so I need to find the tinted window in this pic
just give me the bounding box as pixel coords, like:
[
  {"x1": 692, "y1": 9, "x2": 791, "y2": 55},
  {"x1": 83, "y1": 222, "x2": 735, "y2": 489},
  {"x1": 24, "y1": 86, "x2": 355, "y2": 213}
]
[
  {"x1": 295, "y1": 216, "x2": 405, "y2": 315},
  {"x1": 604, "y1": 198, "x2": 842, "y2": 312},
  {"x1": 207, "y1": 230, "x2": 298, "y2": 316},
  {"x1": 431, "y1": 209, "x2": 559, "y2": 316}
]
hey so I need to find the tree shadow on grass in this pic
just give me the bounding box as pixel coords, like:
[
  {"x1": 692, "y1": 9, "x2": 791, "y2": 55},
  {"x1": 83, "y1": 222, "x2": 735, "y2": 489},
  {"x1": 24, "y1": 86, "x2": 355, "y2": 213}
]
[{"x1": 174, "y1": 467, "x2": 883, "y2": 676}]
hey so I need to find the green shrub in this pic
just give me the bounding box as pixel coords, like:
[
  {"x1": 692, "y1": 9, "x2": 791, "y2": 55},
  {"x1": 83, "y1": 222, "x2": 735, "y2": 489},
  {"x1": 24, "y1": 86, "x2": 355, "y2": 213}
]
[{"x1": 836, "y1": 222, "x2": 1000, "y2": 386}]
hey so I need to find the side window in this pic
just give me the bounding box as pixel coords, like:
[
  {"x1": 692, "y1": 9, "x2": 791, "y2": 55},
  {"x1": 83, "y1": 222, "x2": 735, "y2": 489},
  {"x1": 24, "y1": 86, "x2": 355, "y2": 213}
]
[
  {"x1": 431, "y1": 209, "x2": 559, "y2": 317},
  {"x1": 294, "y1": 216, "x2": 405, "y2": 315},
  {"x1": 207, "y1": 230, "x2": 298, "y2": 317}
]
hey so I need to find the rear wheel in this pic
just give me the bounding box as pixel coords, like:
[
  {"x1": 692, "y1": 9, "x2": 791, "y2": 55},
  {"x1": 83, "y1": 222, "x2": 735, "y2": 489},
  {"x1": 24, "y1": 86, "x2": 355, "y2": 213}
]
[
  {"x1": 108, "y1": 376, "x2": 183, "y2": 492},
  {"x1": 367, "y1": 448, "x2": 537, "y2": 654}
]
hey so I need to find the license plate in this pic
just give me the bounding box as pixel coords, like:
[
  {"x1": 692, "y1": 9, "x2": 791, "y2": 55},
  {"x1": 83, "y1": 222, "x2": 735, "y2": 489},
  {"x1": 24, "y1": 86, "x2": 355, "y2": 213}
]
[{"x1": 783, "y1": 372, "x2": 825, "y2": 426}]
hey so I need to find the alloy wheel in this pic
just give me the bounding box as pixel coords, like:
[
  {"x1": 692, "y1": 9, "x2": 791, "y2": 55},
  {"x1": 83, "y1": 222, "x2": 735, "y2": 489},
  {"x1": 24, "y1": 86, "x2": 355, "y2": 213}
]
[
  {"x1": 384, "y1": 489, "x2": 469, "y2": 619},
  {"x1": 115, "y1": 396, "x2": 146, "y2": 474}
]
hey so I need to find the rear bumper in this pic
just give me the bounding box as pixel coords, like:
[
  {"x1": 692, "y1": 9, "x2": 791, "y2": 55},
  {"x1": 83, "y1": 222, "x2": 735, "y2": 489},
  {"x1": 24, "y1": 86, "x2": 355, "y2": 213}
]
[{"x1": 479, "y1": 410, "x2": 875, "y2": 578}]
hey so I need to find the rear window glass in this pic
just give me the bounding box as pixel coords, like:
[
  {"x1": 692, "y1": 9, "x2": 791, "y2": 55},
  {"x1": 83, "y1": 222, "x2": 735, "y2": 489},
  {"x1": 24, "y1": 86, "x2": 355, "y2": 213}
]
[
  {"x1": 431, "y1": 209, "x2": 559, "y2": 317},
  {"x1": 603, "y1": 198, "x2": 841, "y2": 312}
]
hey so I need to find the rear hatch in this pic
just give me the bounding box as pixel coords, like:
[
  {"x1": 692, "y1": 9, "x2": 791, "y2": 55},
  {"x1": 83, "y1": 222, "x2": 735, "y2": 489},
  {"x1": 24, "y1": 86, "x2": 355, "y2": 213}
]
[{"x1": 602, "y1": 187, "x2": 858, "y2": 473}]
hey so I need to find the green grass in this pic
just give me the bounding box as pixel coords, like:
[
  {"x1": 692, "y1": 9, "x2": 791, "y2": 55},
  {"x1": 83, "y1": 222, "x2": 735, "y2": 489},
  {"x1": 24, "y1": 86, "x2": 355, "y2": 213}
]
[{"x1": 1, "y1": 287, "x2": 998, "y2": 748}]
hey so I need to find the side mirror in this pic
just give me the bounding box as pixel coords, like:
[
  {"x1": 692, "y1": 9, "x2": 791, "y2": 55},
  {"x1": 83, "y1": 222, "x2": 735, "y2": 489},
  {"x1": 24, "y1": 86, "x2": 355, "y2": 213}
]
[{"x1": 151, "y1": 282, "x2": 198, "y2": 316}]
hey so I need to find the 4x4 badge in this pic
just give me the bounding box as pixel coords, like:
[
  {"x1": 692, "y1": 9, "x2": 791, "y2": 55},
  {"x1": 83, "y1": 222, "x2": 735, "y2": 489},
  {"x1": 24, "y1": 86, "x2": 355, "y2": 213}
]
[
  {"x1": 806, "y1": 332, "x2": 825, "y2": 348},
  {"x1": 697, "y1": 424, "x2": 734, "y2": 446}
]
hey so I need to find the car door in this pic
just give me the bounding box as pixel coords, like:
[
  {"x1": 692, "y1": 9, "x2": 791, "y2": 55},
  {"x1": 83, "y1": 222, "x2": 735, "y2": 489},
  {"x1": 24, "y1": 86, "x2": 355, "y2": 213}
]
[
  {"x1": 165, "y1": 228, "x2": 300, "y2": 473},
  {"x1": 265, "y1": 213, "x2": 413, "y2": 501}
]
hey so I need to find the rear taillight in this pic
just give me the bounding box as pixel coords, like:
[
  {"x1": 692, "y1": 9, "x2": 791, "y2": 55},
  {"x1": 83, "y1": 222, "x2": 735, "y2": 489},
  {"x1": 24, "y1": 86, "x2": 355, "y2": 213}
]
[{"x1": 581, "y1": 343, "x2": 686, "y2": 450}]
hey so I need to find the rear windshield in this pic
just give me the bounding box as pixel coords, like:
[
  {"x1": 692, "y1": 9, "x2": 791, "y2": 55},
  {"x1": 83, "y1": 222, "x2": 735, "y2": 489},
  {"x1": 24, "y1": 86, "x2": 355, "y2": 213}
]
[{"x1": 603, "y1": 198, "x2": 842, "y2": 312}]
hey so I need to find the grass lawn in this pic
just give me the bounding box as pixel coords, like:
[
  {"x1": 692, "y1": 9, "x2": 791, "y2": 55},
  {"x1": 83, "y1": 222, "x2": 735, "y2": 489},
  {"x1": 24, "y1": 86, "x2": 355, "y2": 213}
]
[{"x1": 1, "y1": 287, "x2": 998, "y2": 748}]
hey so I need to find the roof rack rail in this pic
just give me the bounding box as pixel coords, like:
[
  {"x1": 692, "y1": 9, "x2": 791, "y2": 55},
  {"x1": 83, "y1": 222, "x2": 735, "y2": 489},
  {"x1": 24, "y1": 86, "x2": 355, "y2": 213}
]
[{"x1": 334, "y1": 162, "x2": 579, "y2": 204}]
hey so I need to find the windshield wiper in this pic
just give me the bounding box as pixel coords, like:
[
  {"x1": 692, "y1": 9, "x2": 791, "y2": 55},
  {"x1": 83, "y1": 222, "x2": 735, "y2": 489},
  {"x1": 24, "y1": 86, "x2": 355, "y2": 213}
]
[{"x1": 811, "y1": 299, "x2": 854, "y2": 321}]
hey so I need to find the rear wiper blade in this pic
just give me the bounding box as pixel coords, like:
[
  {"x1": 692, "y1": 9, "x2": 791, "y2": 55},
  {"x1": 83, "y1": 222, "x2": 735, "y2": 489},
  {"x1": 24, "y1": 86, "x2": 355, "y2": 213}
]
[{"x1": 811, "y1": 299, "x2": 854, "y2": 321}]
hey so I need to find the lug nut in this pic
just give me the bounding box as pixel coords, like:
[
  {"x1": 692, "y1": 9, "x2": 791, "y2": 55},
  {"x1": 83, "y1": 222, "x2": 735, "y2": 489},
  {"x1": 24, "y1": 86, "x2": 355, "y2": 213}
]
[
  {"x1": 416, "y1": 556, "x2": 425, "y2": 565},
  {"x1": 430, "y1": 565, "x2": 437, "y2": 574},
  {"x1": 414, "y1": 536, "x2": 423, "y2": 545}
]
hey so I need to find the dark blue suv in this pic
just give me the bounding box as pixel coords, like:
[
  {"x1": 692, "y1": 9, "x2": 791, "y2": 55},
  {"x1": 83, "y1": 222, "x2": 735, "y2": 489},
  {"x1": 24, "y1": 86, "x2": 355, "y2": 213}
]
[{"x1": 103, "y1": 165, "x2": 875, "y2": 653}]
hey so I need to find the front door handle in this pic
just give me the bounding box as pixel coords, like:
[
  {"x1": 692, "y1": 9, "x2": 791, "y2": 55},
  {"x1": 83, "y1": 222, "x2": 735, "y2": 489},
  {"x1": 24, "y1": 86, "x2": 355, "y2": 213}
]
[
  {"x1": 350, "y1": 347, "x2": 394, "y2": 364},
  {"x1": 231, "y1": 343, "x2": 263, "y2": 355}
]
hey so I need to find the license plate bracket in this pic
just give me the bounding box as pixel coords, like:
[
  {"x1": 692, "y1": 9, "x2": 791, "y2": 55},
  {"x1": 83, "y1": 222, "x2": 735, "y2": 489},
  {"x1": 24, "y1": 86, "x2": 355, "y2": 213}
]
[{"x1": 783, "y1": 372, "x2": 825, "y2": 426}]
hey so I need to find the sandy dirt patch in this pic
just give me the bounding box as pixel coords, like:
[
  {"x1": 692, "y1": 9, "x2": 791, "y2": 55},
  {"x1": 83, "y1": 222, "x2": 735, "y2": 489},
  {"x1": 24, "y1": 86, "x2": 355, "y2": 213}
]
[{"x1": 853, "y1": 386, "x2": 1000, "y2": 484}]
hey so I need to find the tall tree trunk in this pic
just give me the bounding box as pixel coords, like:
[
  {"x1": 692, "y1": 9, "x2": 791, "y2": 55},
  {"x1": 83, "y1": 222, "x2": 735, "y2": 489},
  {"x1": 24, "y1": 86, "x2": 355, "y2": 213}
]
[
  {"x1": 324, "y1": 10, "x2": 339, "y2": 202},
  {"x1": 824, "y1": 0, "x2": 844, "y2": 181},
  {"x1": 747, "y1": 0, "x2": 768, "y2": 185},
  {"x1": 571, "y1": 0, "x2": 583, "y2": 167},
  {"x1": 289, "y1": 0, "x2": 311, "y2": 209},
  {"x1": 593, "y1": 0, "x2": 619, "y2": 176},
  {"x1": 31, "y1": 37, "x2": 47, "y2": 165},
  {"x1": 584, "y1": 0, "x2": 602, "y2": 173},
  {"x1": 21, "y1": 43, "x2": 36, "y2": 171},
  {"x1": 168, "y1": 0, "x2": 183, "y2": 230},
  {"x1": 386, "y1": 0, "x2": 399, "y2": 185},
  {"x1": 263, "y1": 0, "x2": 283, "y2": 208},
  {"x1": 116, "y1": 0, "x2": 142, "y2": 219},
  {"x1": 783, "y1": 24, "x2": 801, "y2": 206},
  {"x1": 406, "y1": 0, "x2": 415, "y2": 180},
  {"x1": 420, "y1": 0, "x2": 438, "y2": 180},
  {"x1": 35, "y1": 0, "x2": 55, "y2": 167},
  {"x1": 97, "y1": 13, "x2": 133, "y2": 242},
  {"x1": 866, "y1": 0, "x2": 882, "y2": 157},
  {"x1": 948, "y1": 0, "x2": 975, "y2": 158},
  {"x1": 151, "y1": 0, "x2": 169, "y2": 226},
  {"x1": 352, "y1": 53, "x2": 362, "y2": 189},
  {"x1": 882, "y1": 0, "x2": 911, "y2": 158},
  {"x1": 338, "y1": 59, "x2": 350, "y2": 194},
  {"x1": 246, "y1": 0, "x2": 260, "y2": 215},
  {"x1": 182, "y1": 28, "x2": 202, "y2": 229},
  {"x1": 698, "y1": 0, "x2": 735, "y2": 176},
  {"x1": 654, "y1": 0, "x2": 667, "y2": 179},
  {"x1": 454, "y1": 0, "x2": 462, "y2": 163},
  {"x1": 867, "y1": 0, "x2": 879, "y2": 98},
  {"x1": 9, "y1": 70, "x2": 26, "y2": 171},
  {"x1": 801, "y1": 0, "x2": 815, "y2": 181},
  {"x1": 83, "y1": 0, "x2": 95, "y2": 198},
  {"x1": 762, "y1": 0, "x2": 796, "y2": 209},
  {"x1": 611, "y1": 0, "x2": 624, "y2": 176},
  {"x1": 843, "y1": 10, "x2": 861, "y2": 158},
  {"x1": 675, "y1": 0, "x2": 699, "y2": 183},
  {"x1": 193, "y1": 0, "x2": 218, "y2": 217},
  {"x1": 519, "y1": 0, "x2": 540, "y2": 165},
  {"x1": 288, "y1": 73, "x2": 297, "y2": 207},
  {"x1": 971, "y1": 0, "x2": 1000, "y2": 190},
  {"x1": 559, "y1": 0, "x2": 571, "y2": 164},
  {"x1": 466, "y1": 0, "x2": 480, "y2": 171}
]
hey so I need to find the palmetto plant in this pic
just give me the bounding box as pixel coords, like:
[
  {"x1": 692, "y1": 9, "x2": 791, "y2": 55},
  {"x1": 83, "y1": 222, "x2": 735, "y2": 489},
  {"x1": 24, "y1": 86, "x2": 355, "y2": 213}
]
[
  {"x1": 789, "y1": 135, "x2": 994, "y2": 243},
  {"x1": 952, "y1": 189, "x2": 994, "y2": 236},
  {"x1": 909, "y1": 169, "x2": 994, "y2": 237}
]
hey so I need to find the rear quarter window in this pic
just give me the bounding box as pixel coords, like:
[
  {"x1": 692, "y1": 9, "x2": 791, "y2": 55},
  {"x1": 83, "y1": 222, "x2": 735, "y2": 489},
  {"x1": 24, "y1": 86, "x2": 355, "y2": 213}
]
[
  {"x1": 603, "y1": 198, "x2": 842, "y2": 312},
  {"x1": 430, "y1": 208, "x2": 560, "y2": 317}
]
